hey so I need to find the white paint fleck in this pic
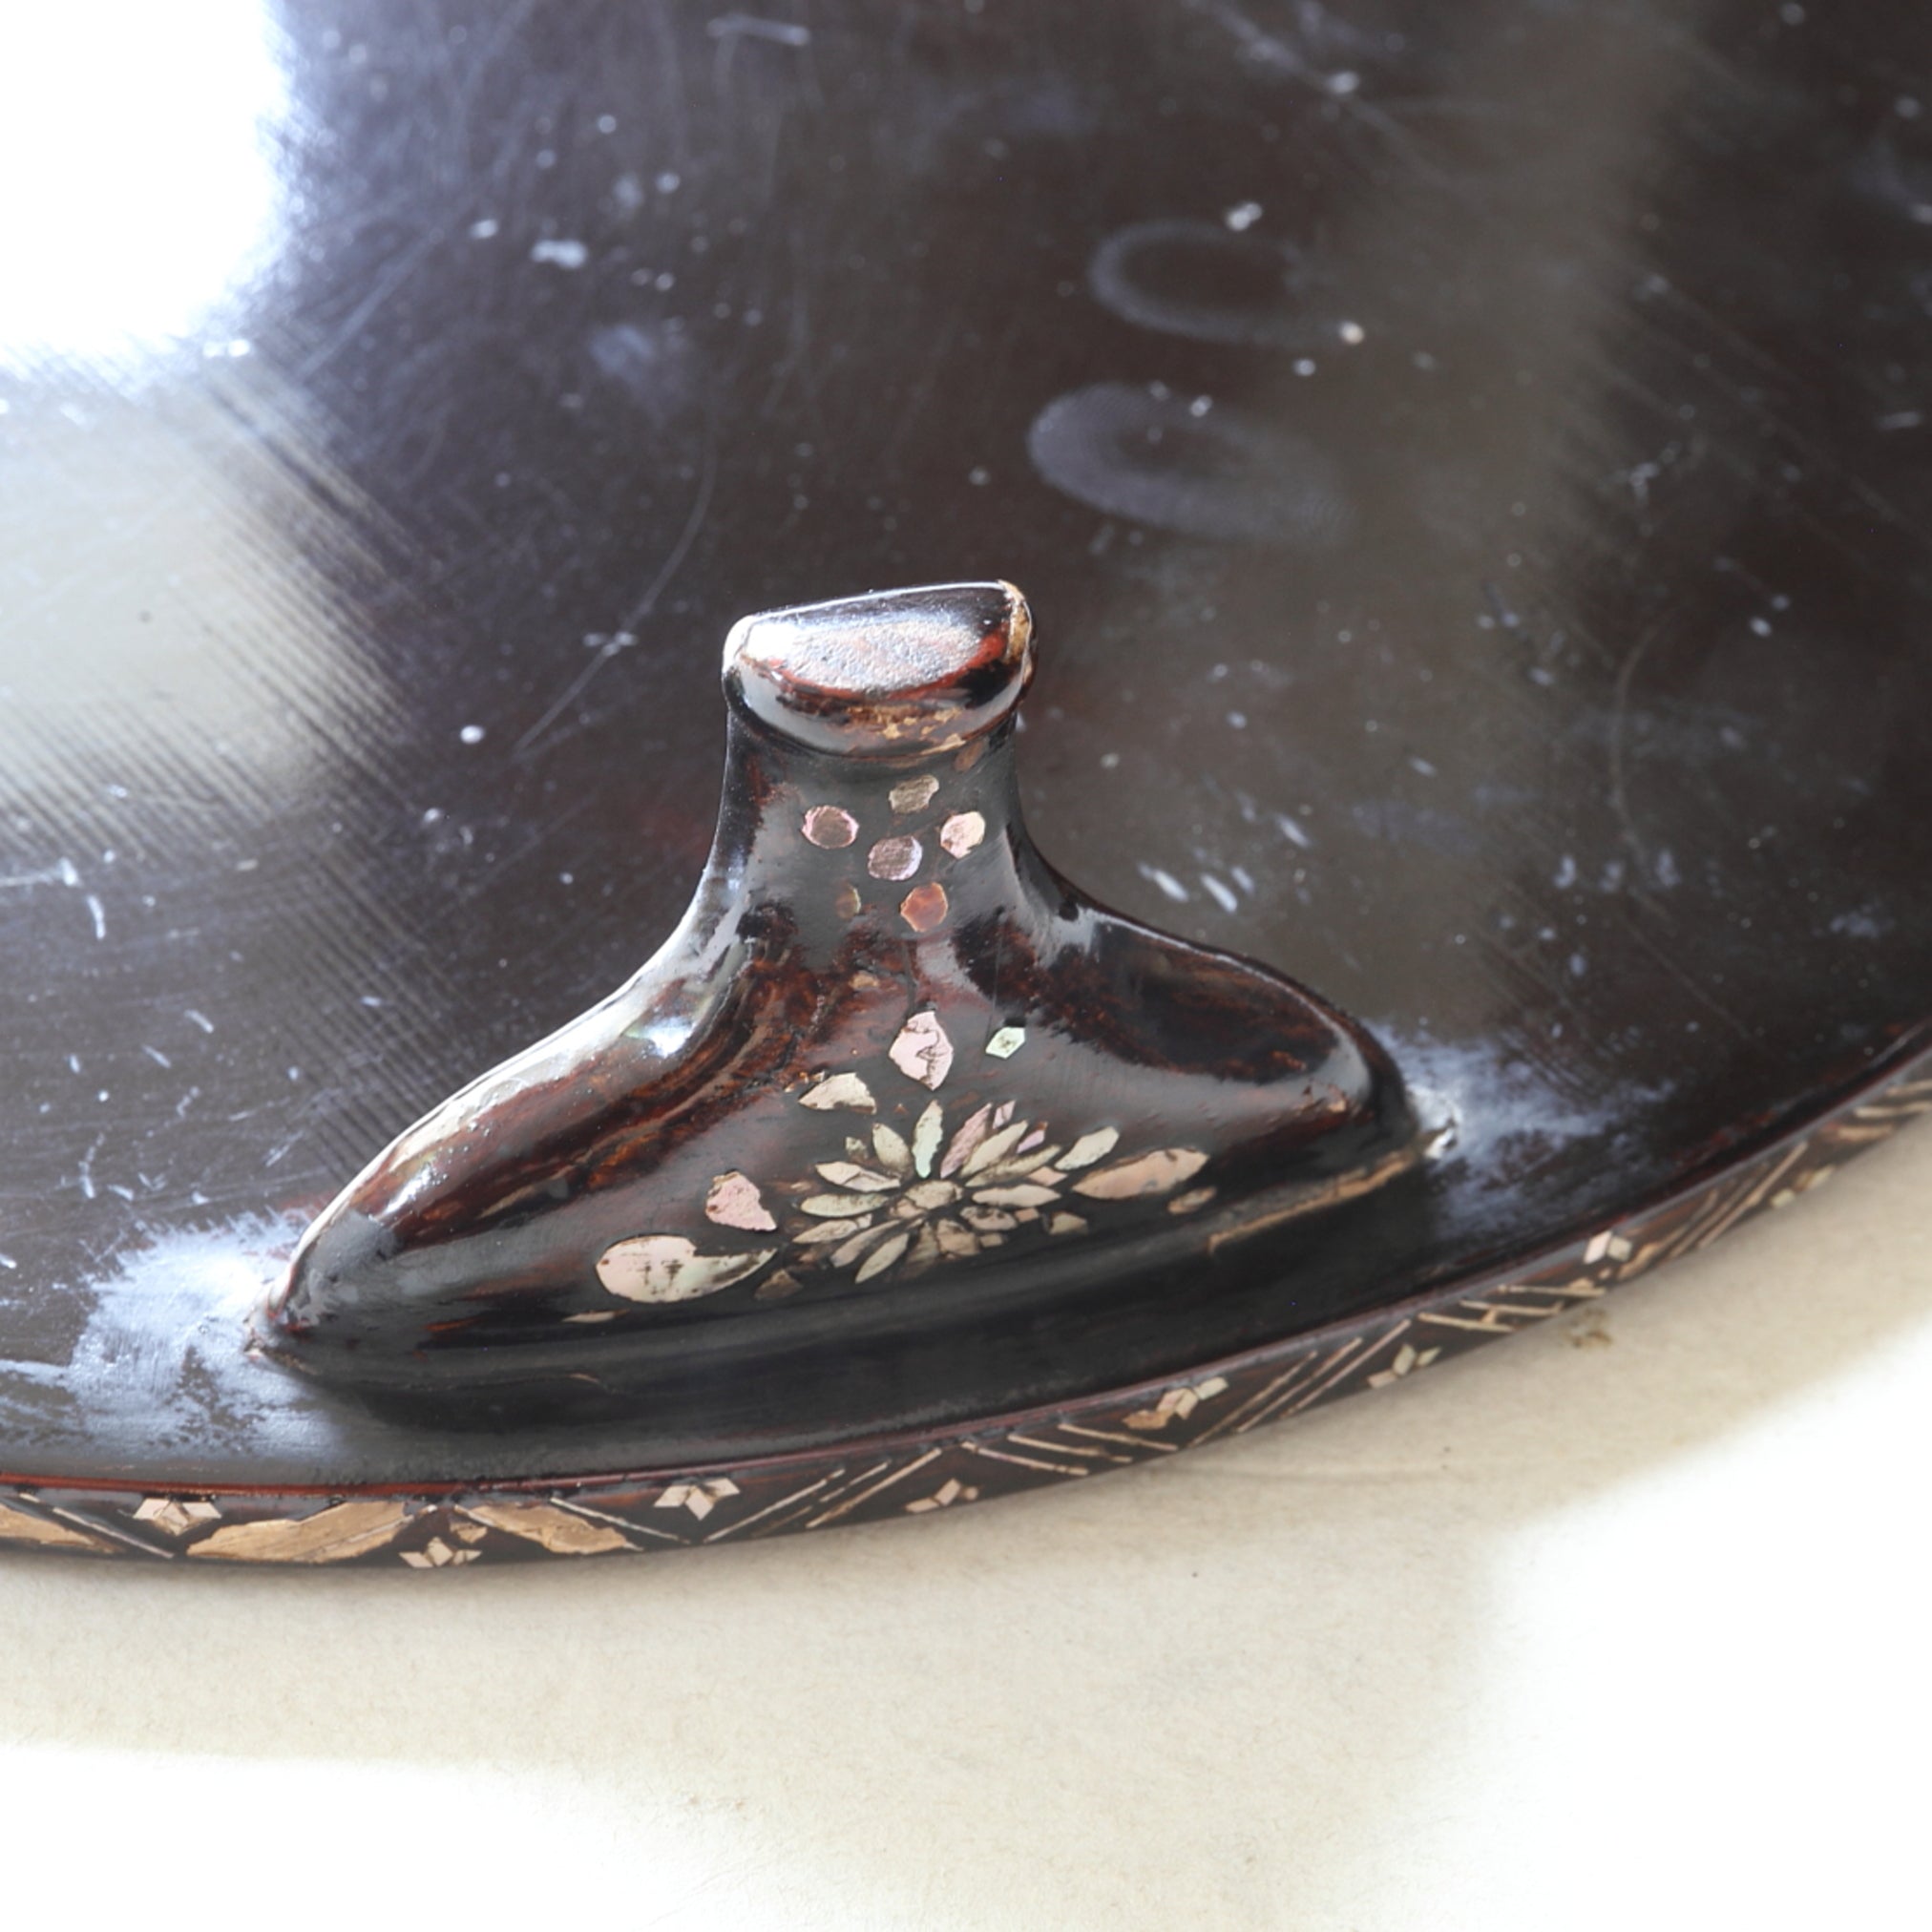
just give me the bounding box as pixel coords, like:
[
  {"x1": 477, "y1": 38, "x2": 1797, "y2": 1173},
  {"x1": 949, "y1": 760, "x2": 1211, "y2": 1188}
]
[
  {"x1": 459, "y1": 724, "x2": 486, "y2": 745},
  {"x1": 184, "y1": 1009, "x2": 214, "y2": 1032},
  {"x1": 530, "y1": 237, "x2": 589, "y2": 269},
  {"x1": 707, "y1": 13, "x2": 812, "y2": 45},
  {"x1": 1828, "y1": 905, "x2": 1888, "y2": 940},
  {"x1": 1338, "y1": 320, "x2": 1366, "y2": 345},
  {"x1": 1200, "y1": 873, "x2": 1238, "y2": 914},
  {"x1": 84, "y1": 893, "x2": 105, "y2": 940},
  {"x1": 469, "y1": 217, "x2": 499, "y2": 240},
  {"x1": 1140, "y1": 864, "x2": 1189, "y2": 903},
  {"x1": 1327, "y1": 69, "x2": 1360, "y2": 94},
  {"x1": 1223, "y1": 200, "x2": 1263, "y2": 231}
]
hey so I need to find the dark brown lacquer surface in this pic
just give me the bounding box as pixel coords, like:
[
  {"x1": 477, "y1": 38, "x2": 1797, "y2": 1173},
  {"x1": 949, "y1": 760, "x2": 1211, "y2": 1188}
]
[
  {"x1": 259, "y1": 581, "x2": 1416, "y2": 1401},
  {"x1": 0, "y1": 2, "x2": 1928, "y2": 1520}
]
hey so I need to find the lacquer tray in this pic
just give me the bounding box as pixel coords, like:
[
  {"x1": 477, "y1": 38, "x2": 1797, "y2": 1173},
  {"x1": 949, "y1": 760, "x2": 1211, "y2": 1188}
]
[{"x1": 0, "y1": 0, "x2": 1926, "y2": 1564}]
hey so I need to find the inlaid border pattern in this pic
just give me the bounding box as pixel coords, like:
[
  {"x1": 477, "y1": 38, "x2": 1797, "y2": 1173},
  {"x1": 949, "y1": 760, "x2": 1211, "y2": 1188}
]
[{"x1": 3, "y1": 1054, "x2": 1927, "y2": 1567}]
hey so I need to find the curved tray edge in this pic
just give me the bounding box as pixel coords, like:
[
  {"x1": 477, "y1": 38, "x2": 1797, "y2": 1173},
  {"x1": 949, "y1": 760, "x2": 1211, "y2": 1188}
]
[{"x1": 4, "y1": 1037, "x2": 1928, "y2": 1567}]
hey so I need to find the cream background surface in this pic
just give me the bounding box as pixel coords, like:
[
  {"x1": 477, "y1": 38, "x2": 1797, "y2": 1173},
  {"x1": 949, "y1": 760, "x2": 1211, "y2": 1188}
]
[{"x1": 1, "y1": 1118, "x2": 1926, "y2": 1931}]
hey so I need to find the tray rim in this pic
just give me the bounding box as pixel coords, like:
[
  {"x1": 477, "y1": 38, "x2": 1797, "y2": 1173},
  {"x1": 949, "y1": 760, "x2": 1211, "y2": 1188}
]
[{"x1": 0, "y1": 1025, "x2": 1925, "y2": 1566}]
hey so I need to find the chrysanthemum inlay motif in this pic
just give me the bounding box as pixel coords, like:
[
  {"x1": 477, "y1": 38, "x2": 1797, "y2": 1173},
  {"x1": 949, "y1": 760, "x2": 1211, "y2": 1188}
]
[
  {"x1": 787, "y1": 1098, "x2": 1211, "y2": 1286},
  {"x1": 597, "y1": 1014, "x2": 1216, "y2": 1298}
]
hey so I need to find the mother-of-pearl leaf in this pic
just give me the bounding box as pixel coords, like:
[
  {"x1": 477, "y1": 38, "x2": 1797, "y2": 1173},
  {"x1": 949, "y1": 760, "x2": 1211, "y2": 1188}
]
[
  {"x1": 799, "y1": 1072, "x2": 875, "y2": 1112},
  {"x1": 596, "y1": 1234, "x2": 776, "y2": 1302},
  {"x1": 972, "y1": 1144, "x2": 1062, "y2": 1185},
  {"x1": 1070, "y1": 1147, "x2": 1208, "y2": 1200},
  {"x1": 794, "y1": 1217, "x2": 872, "y2": 1245},
  {"x1": 459, "y1": 1502, "x2": 632, "y2": 1555},
  {"x1": 831, "y1": 1222, "x2": 897, "y2": 1269},
  {"x1": 704, "y1": 1169, "x2": 777, "y2": 1231},
  {"x1": 911, "y1": 1099, "x2": 946, "y2": 1177},
  {"x1": 813, "y1": 1160, "x2": 900, "y2": 1192},
  {"x1": 962, "y1": 1119, "x2": 1032, "y2": 1176},
  {"x1": 1056, "y1": 1127, "x2": 1120, "y2": 1170},
  {"x1": 889, "y1": 1010, "x2": 955, "y2": 1089},
  {"x1": 803, "y1": 1191, "x2": 893, "y2": 1217},
  {"x1": 871, "y1": 1122, "x2": 913, "y2": 1175},
  {"x1": 854, "y1": 1228, "x2": 912, "y2": 1282},
  {"x1": 939, "y1": 1102, "x2": 996, "y2": 1176},
  {"x1": 971, "y1": 1184, "x2": 1060, "y2": 1208},
  {"x1": 185, "y1": 1500, "x2": 412, "y2": 1564}
]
